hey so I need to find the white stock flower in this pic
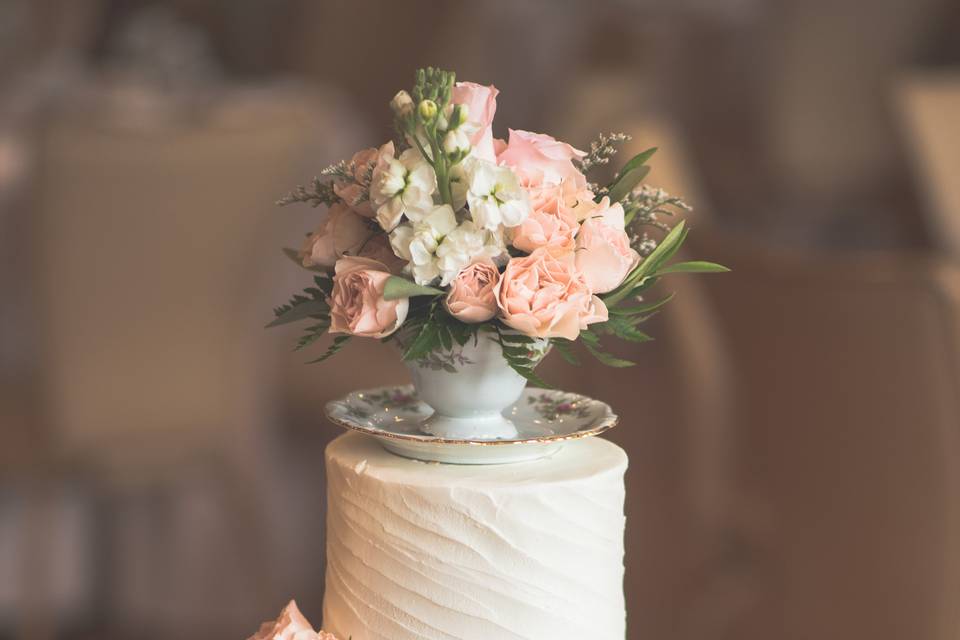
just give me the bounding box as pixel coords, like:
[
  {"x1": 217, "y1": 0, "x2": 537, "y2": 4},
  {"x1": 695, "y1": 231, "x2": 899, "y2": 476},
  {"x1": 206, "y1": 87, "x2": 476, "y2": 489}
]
[
  {"x1": 449, "y1": 162, "x2": 468, "y2": 212},
  {"x1": 370, "y1": 145, "x2": 437, "y2": 231},
  {"x1": 435, "y1": 221, "x2": 506, "y2": 286},
  {"x1": 389, "y1": 204, "x2": 458, "y2": 285},
  {"x1": 443, "y1": 128, "x2": 471, "y2": 156},
  {"x1": 464, "y1": 159, "x2": 530, "y2": 230}
]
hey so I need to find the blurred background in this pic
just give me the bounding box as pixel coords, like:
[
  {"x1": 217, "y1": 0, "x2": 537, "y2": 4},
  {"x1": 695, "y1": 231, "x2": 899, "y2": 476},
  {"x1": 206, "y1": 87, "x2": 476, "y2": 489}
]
[{"x1": 2, "y1": 0, "x2": 960, "y2": 638}]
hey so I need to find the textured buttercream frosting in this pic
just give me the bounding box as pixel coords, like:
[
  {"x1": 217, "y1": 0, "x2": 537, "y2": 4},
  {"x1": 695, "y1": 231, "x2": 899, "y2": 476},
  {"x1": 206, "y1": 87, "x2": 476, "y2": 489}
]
[{"x1": 322, "y1": 432, "x2": 628, "y2": 640}]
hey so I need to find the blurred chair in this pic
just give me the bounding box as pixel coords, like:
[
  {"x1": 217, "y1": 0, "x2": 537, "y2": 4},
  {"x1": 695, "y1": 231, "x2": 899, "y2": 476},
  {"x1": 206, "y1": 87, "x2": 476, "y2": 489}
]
[
  {"x1": 27, "y1": 82, "x2": 363, "y2": 639},
  {"x1": 698, "y1": 232, "x2": 960, "y2": 640},
  {"x1": 896, "y1": 70, "x2": 960, "y2": 258},
  {"x1": 554, "y1": 72, "x2": 750, "y2": 639}
]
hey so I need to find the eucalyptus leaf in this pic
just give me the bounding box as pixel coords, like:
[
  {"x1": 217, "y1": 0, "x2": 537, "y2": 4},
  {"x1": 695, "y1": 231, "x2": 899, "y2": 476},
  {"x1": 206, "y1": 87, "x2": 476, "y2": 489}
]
[
  {"x1": 654, "y1": 261, "x2": 730, "y2": 276},
  {"x1": 607, "y1": 165, "x2": 651, "y2": 203},
  {"x1": 603, "y1": 221, "x2": 686, "y2": 306},
  {"x1": 383, "y1": 276, "x2": 444, "y2": 301},
  {"x1": 613, "y1": 147, "x2": 658, "y2": 184},
  {"x1": 609, "y1": 293, "x2": 675, "y2": 316}
]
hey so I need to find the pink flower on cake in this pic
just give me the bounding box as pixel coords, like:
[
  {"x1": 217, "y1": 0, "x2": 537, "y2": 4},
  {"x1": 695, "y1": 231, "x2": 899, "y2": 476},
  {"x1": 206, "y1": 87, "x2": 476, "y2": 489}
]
[
  {"x1": 575, "y1": 197, "x2": 641, "y2": 294},
  {"x1": 329, "y1": 256, "x2": 408, "y2": 338},
  {"x1": 494, "y1": 248, "x2": 608, "y2": 340},
  {"x1": 445, "y1": 259, "x2": 500, "y2": 323},
  {"x1": 333, "y1": 147, "x2": 380, "y2": 218},
  {"x1": 247, "y1": 600, "x2": 339, "y2": 640},
  {"x1": 300, "y1": 203, "x2": 374, "y2": 268},
  {"x1": 497, "y1": 130, "x2": 588, "y2": 190},
  {"x1": 451, "y1": 82, "x2": 499, "y2": 162}
]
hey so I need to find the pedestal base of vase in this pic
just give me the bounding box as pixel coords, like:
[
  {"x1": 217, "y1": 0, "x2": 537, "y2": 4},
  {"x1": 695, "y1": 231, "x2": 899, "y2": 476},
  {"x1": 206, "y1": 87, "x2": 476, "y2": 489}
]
[{"x1": 418, "y1": 413, "x2": 519, "y2": 440}]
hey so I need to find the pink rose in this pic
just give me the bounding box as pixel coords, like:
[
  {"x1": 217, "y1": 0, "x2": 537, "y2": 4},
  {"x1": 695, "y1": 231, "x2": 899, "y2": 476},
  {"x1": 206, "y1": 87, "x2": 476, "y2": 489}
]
[
  {"x1": 329, "y1": 256, "x2": 408, "y2": 338},
  {"x1": 451, "y1": 82, "x2": 499, "y2": 162},
  {"x1": 247, "y1": 600, "x2": 339, "y2": 640},
  {"x1": 334, "y1": 147, "x2": 380, "y2": 217},
  {"x1": 497, "y1": 129, "x2": 588, "y2": 189},
  {"x1": 509, "y1": 181, "x2": 586, "y2": 253},
  {"x1": 300, "y1": 202, "x2": 374, "y2": 268},
  {"x1": 445, "y1": 259, "x2": 500, "y2": 323},
  {"x1": 575, "y1": 197, "x2": 641, "y2": 294},
  {"x1": 494, "y1": 248, "x2": 608, "y2": 340}
]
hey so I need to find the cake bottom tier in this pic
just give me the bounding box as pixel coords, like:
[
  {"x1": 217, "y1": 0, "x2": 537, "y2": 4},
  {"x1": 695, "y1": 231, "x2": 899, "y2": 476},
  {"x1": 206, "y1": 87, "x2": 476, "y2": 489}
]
[{"x1": 322, "y1": 432, "x2": 628, "y2": 640}]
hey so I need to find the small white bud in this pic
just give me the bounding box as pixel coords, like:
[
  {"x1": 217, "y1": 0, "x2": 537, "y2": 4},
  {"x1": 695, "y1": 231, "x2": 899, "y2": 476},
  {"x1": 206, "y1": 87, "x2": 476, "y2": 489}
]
[
  {"x1": 390, "y1": 90, "x2": 414, "y2": 117},
  {"x1": 443, "y1": 130, "x2": 470, "y2": 155}
]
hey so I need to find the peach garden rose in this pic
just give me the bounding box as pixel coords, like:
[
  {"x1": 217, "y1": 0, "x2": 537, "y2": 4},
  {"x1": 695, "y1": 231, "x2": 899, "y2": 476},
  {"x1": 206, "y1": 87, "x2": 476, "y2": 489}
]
[
  {"x1": 494, "y1": 248, "x2": 608, "y2": 340},
  {"x1": 329, "y1": 256, "x2": 408, "y2": 338},
  {"x1": 445, "y1": 259, "x2": 500, "y2": 323},
  {"x1": 509, "y1": 181, "x2": 584, "y2": 253},
  {"x1": 300, "y1": 202, "x2": 374, "y2": 268},
  {"x1": 574, "y1": 197, "x2": 641, "y2": 294}
]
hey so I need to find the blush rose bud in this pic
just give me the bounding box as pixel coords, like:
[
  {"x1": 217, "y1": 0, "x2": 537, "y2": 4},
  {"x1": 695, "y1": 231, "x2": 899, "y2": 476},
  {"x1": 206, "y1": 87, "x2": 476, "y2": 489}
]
[
  {"x1": 390, "y1": 90, "x2": 414, "y2": 117},
  {"x1": 445, "y1": 260, "x2": 500, "y2": 323}
]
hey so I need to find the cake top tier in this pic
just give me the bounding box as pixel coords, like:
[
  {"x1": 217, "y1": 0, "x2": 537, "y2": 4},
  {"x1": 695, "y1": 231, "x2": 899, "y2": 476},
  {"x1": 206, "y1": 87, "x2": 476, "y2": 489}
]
[{"x1": 327, "y1": 431, "x2": 628, "y2": 486}]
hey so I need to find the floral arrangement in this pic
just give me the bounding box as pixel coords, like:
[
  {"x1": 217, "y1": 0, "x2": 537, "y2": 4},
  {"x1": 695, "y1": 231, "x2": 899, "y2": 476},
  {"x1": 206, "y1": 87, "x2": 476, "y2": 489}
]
[{"x1": 269, "y1": 67, "x2": 726, "y2": 386}]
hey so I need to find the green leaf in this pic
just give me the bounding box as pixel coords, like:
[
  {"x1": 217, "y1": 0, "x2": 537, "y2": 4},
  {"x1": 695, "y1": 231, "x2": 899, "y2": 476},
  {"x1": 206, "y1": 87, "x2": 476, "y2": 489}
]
[
  {"x1": 266, "y1": 299, "x2": 329, "y2": 328},
  {"x1": 313, "y1": 274, "x2": 334, "y2": 296},
  {"x1": 496, "y1": 327, "x2": 553, "y2": 388},
  {"x1": 295, "y1": 322, "x2": 330, "y2": 351},
  {"x1": 607, "y1": 165, "x2": 651, "y2": 203},
  {"x1": 551, "y1": 339, "x2": 580, "y2": 365},
  {"x1": 401, "y1": 305, "x2": 445, "y2": 361},
  {"x1": 643, "y1": 221, "x2": 689, "y2": 275},
  {"x1": 383, "y1": 276, "x2": 444, "y2": 301},
  {"x1": 438, "y1": 325, "x2": 453, "y2": 351},
  {"x1": 603, "y1": 221, "x2": 686, "y2": 306},
  {"x1": 654, "y1": 261, "x2": 730, "y2": 276},
  {"x1": 305, "y1": 335, "x2": 351, "y2": 364},
  {"x1": 609, "y1": 293, "x2": 675, "y2": 316},
  {"x1": 594, "y1": 314, "x2": 654, "y2": 342},
  {"x1": 613, "y1": 147, "x2": 658, "y2": 184},
  {"x1": 585, "y1": 344, "x2": 636, "y2": 368}
]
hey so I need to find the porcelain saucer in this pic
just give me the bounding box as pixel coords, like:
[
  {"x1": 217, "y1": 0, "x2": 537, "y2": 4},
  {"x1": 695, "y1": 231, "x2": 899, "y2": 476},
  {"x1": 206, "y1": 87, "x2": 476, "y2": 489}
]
[{"x1": 324, "y1": 384, "x2": 618, "y2": 464}]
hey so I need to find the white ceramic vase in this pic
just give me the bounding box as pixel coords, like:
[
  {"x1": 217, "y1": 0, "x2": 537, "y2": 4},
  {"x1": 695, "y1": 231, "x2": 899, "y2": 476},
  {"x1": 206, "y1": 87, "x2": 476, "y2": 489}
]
[{"x1": 403, "y1": 332, "x2": 550, "y2": 440}]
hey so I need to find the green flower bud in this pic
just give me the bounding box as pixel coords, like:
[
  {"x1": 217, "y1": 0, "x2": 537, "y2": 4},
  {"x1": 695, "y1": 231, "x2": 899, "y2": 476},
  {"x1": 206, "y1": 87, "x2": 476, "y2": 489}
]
[{"x1": 418, "y1": 99, "x2": 438, "y2": 121}]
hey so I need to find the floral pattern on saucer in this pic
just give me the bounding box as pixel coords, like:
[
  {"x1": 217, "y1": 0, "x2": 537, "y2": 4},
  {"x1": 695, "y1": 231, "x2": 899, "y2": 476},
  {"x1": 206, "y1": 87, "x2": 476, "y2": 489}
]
[{"x1": 324, "y1": 385, "x2": 618, "y2": 464}]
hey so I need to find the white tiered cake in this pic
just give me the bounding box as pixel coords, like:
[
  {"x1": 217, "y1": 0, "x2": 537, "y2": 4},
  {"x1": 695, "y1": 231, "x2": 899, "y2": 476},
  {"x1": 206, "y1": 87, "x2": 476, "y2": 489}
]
[{"x1": 321, "y1": 432, "x2": 628, "y2": 640}]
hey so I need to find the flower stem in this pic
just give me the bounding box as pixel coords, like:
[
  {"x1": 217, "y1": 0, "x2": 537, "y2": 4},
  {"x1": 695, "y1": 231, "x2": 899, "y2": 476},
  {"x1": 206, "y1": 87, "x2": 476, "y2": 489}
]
[{"x1": 429, "y1": 138, "x2": 453, "y2": 206}]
